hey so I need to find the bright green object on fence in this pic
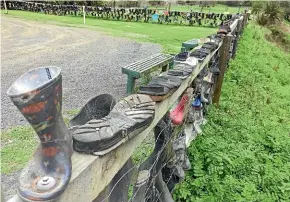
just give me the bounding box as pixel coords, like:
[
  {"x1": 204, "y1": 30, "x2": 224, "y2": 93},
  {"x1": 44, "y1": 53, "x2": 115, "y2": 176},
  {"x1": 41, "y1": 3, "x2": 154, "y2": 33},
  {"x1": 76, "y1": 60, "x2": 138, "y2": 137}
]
[
  {"x1": 182, "y1": 39, "x2": 199, "y2": 51},
  {"x1": 122, "y1": 53, "x2": 174, "y2": 94}
]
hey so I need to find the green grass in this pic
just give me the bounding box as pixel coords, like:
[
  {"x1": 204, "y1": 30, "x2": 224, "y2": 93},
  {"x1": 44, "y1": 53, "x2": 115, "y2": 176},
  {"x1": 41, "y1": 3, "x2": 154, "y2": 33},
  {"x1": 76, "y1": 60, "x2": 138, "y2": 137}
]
[
  {"x1": 174, "y1": 24, "x2": 290, "y2": 202},
  {"x1": 1, "y1": 126, "x2": 37, "y2": 174},
  {"x1": 64, "y1": 109, "x2": 80, "y2": 118},
  {"x1": 0, "y1": 110, "x2": 76, "y2": 174},
  {"x1": 1, "y1": 10, "x2": 216, "y2": 53},
  {"x1": 149, "y1": 4, "x2": 246, "y2": 13}
]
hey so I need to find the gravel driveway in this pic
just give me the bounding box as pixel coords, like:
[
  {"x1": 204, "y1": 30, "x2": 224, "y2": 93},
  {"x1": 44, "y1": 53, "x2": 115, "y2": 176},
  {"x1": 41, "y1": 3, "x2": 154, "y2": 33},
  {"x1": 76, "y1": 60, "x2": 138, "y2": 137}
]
[
  {"x1": 1, "y1": 16, "x2": 161, "y2": 129},
  {"x1": 1, "y1": 16, "x2": 161, "y2": 200}
]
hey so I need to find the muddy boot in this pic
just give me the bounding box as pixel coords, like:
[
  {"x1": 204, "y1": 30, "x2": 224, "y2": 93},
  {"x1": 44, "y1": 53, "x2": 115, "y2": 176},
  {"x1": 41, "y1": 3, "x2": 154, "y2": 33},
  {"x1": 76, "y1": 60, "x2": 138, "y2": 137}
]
[
  {"x1": 7, "y1": 67, "x2": 72, "y2": 201},
  {"x1": 155, "y1": 171, "x2": 174, "y2": 202},
  {"x1": 132, "y1": 170, "x2": 150, "y2": 202}
]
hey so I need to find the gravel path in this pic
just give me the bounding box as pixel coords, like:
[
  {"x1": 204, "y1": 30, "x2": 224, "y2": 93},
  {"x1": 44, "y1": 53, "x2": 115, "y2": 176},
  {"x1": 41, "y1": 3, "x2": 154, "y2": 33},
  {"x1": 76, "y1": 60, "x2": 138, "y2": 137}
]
[
  {"x1": 1, "y1": 17, "x2": 161, "y2": 129},
  {"x1": 1, "y1": 17, "x2": 161, "y2": 201}
]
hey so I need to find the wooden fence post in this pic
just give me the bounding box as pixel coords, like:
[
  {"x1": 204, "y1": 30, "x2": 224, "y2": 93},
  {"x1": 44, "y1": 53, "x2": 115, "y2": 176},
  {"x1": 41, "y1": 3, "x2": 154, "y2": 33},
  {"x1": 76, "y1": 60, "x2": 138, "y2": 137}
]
[
  {"x1": 83, "y1": 6, "x2": 86, "y2": 25},
  {"x1": 242, "y1": 13, "x2": 248, "y2": 31},
  {"x1": 232, "y1": 18, "x2": 243, "y2": 59},
  {"x1": 1, "y1": 186, "x2": 5, "y2": 202},
  {"x1": 246, "y1": 12, "x2": 250, "y2": 24},
  {"x1": 212, "y1": 34, "x2": 233, "y2": 105},
  {"x1": 4, "y1": 0, "x2": 8, "y2": 14}
]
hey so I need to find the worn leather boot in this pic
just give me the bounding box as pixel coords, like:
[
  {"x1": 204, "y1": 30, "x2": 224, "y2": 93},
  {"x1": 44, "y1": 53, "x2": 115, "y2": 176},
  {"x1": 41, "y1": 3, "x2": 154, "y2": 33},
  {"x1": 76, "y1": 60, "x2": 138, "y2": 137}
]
[
  {"x1": 7, "y1": 67, "x2": 72, "y2": 201},
  {"x1": 72, "y1": 94, "x2": 155, "y2": 155}
]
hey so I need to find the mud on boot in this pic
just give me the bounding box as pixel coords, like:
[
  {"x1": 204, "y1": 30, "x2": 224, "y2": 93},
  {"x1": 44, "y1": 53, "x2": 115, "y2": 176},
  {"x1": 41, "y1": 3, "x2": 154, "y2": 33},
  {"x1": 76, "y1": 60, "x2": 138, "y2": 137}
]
[{"x1": 7, "y1": 67, "x2": 72, "y2": 202}]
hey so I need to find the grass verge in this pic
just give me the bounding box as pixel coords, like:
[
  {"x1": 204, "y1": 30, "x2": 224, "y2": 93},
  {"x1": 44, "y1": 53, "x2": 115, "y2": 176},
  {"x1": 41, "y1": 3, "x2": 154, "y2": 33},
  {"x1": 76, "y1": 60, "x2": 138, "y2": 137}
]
[
  {"x1": 1, "y1": 110, "x2": 77, "y2": 174},
  {"x1": 1, "y1": 126, "x2": 37, "y2": 174},
  {"x1": 1, "y1": 10, "x2": 216, "y2": 53},
  {"x1": 174, "y1": 23, "x2": 290, "y2": 201}
]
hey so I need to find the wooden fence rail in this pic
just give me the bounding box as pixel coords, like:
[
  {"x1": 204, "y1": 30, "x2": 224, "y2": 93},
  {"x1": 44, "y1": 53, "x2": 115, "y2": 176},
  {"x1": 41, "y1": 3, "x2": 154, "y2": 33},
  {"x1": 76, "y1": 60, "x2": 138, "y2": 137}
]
[{"x1": 8, "y1": 13, "x2": 249, "y2": 202}]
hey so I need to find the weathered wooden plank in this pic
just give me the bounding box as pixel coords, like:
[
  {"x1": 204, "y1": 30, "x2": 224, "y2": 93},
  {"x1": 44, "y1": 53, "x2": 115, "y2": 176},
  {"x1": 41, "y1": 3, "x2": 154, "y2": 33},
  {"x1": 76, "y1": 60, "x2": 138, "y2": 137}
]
[
  {"x1": 124, "y1": 53, "x2": 172, "y2": 71},
  {"x1": 230, "y1": 19, "x2": 238, "y2": 32},
  {"x1": 8, "y1": 41, "x2": 222, "y2": 202}
]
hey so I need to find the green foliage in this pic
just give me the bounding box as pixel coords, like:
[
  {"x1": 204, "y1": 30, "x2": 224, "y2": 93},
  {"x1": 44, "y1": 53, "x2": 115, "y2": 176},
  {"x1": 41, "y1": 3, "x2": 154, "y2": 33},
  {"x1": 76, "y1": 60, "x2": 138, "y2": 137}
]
[
  {"x1": 174, "y1": 24, "x2": 290, "y2": 202},
  {"x1": 254, "y1": 1, "x2": 283, "y2": 26},
  {"x1": 284, "y1": 5, "x2": 290, "y2": 22},
  {"x1": 140, "y1": 74, "x2": 153, "y2": 86},
  {"x1": 263, "y1": 1, "x2": 283, "y2": 24},
  {"x1": 251, "y1": 1, "x2": 264, "y2": 15},
  {"x1": 256, "y1": 12, "x2": 268, "y2": 26},
  {"x1": 64, "y1": 108, "x2": 80, "y2": 119}
]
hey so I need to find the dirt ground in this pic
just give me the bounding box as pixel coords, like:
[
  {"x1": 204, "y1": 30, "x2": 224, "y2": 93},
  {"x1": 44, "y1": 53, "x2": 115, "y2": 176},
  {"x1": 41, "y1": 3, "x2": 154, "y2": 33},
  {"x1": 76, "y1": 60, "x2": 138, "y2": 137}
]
[{"x1": 1, "y1": 16, "x2": 161, "y2": 200}]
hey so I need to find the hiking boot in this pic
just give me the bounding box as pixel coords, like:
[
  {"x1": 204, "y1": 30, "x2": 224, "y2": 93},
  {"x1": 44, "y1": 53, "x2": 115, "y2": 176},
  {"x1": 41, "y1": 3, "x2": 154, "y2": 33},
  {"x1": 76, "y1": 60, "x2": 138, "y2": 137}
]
[{"x1": 72, "y1": 94, "x2": 155, "y2": 155}]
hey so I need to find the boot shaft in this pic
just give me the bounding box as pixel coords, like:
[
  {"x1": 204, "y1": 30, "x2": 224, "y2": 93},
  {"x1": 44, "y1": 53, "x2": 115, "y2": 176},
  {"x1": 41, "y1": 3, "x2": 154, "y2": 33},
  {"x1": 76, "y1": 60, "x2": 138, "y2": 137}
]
[{"x1": 7, "y1": 67, "x2": 69, "y2": 147}]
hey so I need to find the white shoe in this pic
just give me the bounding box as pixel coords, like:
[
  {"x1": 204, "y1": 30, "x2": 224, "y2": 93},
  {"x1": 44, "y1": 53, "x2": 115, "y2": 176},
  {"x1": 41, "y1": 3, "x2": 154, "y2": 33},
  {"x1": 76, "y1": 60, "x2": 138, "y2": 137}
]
[
  {"x1": 202, "y1": 118, "x2": 208, "y2": 125},
  {"x1": 201, "y1": 86, "x2": 209, "y2": 103},
  {"x1": 203, "y1": 72, "x2": 213, "y2": 84},
  {"x1": 185, "y1": 57, "x2": 198, "y2": 67},
  {"x1": 194, "y1": 121, "x2": 202, "y2": 134}
]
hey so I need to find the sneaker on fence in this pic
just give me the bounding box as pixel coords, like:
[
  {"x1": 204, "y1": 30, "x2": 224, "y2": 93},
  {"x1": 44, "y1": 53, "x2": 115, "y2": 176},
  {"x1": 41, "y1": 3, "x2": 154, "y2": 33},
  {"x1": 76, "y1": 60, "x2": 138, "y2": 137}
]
[
  {"x1": 201, "y1": 86, "x2": 209, "y2": 103},
  {"x1": 194, "y1": 121, "x2": 203, "y2": 134}
]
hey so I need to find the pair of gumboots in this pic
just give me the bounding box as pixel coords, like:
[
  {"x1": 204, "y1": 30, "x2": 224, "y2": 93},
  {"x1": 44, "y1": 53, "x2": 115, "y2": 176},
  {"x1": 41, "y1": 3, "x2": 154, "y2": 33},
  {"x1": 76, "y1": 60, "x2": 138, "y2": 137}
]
[{"x1": 7, "y1": 34, "x2": 223, "y2": 202}]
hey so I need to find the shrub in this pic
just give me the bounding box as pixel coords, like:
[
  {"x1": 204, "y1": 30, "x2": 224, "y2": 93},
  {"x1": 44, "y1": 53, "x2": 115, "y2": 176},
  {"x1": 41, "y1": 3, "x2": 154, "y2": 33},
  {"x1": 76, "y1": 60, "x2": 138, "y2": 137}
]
[
  {"x1": 251, "y1": 1, "x2": 264, "y2": 15},
  {"x1": 256, "y1": 13, "x2": 268, "y2": 26},
  {"x1": 284, "y1": 7, "x2": 290, "y2": 22},
  {"x1": 253, "y1": 1, "x2": 283, "y2": 26},
  {"x1": 263, "y1": 1, "x2": 283, "y2": 24}
]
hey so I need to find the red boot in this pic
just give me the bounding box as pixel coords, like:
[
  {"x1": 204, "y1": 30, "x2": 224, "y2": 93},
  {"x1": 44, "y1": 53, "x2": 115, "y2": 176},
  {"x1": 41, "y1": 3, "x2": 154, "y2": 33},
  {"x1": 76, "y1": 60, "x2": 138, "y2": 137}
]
[{"x1": 170, "y1": 88, "x2": 193, "y2": 125}]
